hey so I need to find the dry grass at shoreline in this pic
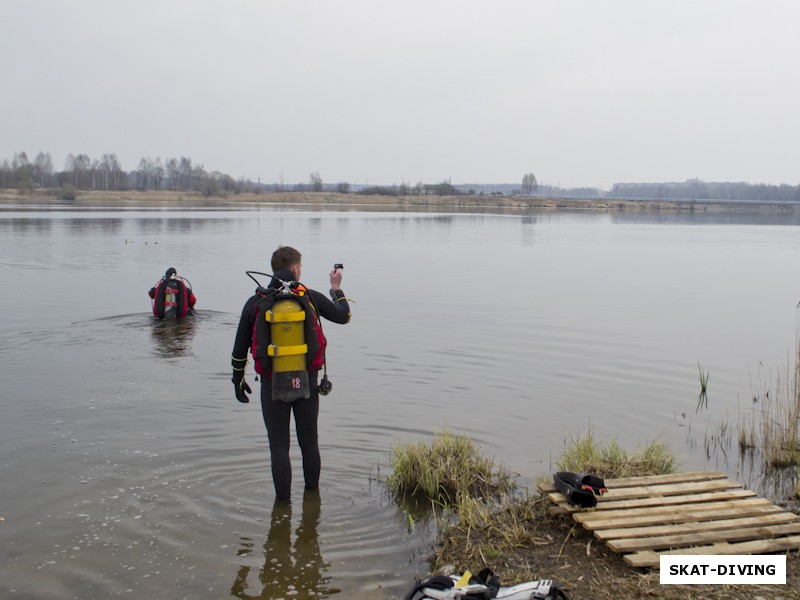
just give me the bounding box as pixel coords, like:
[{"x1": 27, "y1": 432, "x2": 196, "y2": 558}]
[
  {"x1": 2, "y1": 188, "x2": 796, "y2": 213},
  {"x1": 555, "y1": 429, "x2": 676, "y2": 479},
  {"x1": 390, "y1": 431, "x2": 799, "y2": 599},
  {"x1": 386, "y1": 430, "x2": 515, "y2": 503}
]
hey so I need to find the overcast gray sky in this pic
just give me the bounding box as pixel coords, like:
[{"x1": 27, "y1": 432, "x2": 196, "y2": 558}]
[{"x1": 3, "y1": 1, "x2": 798, "y2": 190}]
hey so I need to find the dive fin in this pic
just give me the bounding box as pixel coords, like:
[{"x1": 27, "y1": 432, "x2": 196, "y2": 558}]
[{"x1": 553, "y1": 471, "x2": 599, "y2": 509}]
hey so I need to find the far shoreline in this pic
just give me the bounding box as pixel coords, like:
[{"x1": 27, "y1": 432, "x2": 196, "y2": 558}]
[{"x1": 1, "y1": 189, "x2": 798, "y2": 214}]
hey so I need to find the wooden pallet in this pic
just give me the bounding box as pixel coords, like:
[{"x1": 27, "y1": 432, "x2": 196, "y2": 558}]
[{"x1": 538, "y1": 471, "x2": 800, "y2": 568}]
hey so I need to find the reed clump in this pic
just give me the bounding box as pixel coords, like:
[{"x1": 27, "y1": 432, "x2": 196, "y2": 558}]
[
  {"x1": 388, "y1": 430, "x2": 542, "y2": 572},
  {"x1": 386, "y1": 429, "x2": 516, "y2": 505},
  {"x1": 556, "y1": 429, "x2": 676, "y2": 478},
  {"x1": 697, "y1": 362, "x2": 710, "y2": 412},
  {"x1": 741, "y1": 357, "x2": 800, "y2": 468}
]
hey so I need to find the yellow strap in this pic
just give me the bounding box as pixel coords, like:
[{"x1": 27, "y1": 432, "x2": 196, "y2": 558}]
[
  {"x1": 267, "y1": 343, "x2": 307, "y2": 357},
  {"x1": 265, "y1": 310, "x2": 305, "y2": 323}
]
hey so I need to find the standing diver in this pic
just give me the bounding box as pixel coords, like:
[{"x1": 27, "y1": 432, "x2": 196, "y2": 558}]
[{"x1": 230, "y1": 246, "x2": 351, "y2": 499}]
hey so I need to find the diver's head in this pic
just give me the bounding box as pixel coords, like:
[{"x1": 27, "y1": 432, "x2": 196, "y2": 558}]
[
  {"x1": 165, "y1": 267, "x2": 178, "y2": 279},
  {"x1": 271, "y1": 246, "x2": 302, "y2": 281}
]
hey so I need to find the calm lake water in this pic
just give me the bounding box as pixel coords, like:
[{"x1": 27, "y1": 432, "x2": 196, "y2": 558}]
[{"x1": 2, "y1": 201, "x2": 800, "y2": 599}]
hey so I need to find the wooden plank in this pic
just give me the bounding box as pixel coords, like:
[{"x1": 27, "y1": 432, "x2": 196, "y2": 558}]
[
  {"x1": 574, "y1": 497, "x2": 774, "y2": 524},
  {"x1": 603, "y1": 470, "x2": 728, "y2": 488},
  {"x1": 593, "y1": 478, "x2": 741, "y2": 501},
  {"x1": 587, "y1": 489, "x2": 756, "y2": 511},
  {"x1": 578, "y1": 503, "x2": 783, "y2": 531},
  {"x1": 537, "y1": 470, "x2": 727, "y2": 494},
  {"x1": 537, "y1": 480, "x2": 557, "y2": 494},
  {"x1": 608, "y1": 521, "x2": 800, "y2": 552},
  {"x1": 545, "y1": 491, "x2": 572, "y2": 506},
  {"x1": 545, "y1": 482, "x2": 748, "y2": 513},
  {"x1": 625, "y1": 535, "x2": 800, "y2": 568},
  {"x1": 624, "y1": 550, "x2": 662, "y2": 569},
  {"x1": 541, "y1": 471, "x2": 800, "y2": 569},
  {"x1": 595, "y1": 511, "x2": 800, "y2": 540}
]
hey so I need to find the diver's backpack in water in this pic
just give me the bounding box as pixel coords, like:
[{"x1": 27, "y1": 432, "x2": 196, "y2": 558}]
[
  {"x1": 251, "y1": 285, "x2": 327, "y2": 401},
  {"x1": 152, "y1": 278, "x2": 191, "y2": 319}
]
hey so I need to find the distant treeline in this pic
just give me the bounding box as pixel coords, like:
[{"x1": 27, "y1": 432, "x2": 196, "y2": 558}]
[
  {"x1": 0, "y1": 150, "x2": 256, "y2": 197},
  {"x1": 2, "y1": 150, "x2": 798, "y2": 202},
  {"x1": 610, "y1": 179, "x2": 800, "y2": 203}
]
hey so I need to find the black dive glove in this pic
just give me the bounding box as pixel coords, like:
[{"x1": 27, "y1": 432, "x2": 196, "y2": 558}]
[{"x1": 232, "y1": 369, "x2": 252, "y2": 403}]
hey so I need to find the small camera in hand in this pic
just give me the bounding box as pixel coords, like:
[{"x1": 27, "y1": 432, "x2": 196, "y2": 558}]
[
  {"x1": 334, "y1": 263, "x2": 343, "y2": 270},
  {"x1": 318, "y1": 375, "x2": 333, "y2": 395}
]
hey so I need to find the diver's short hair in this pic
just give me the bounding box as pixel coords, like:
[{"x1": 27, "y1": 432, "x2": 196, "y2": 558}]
[{"x1": 271, "y1": 246, "x2": 302, "y2": 271}]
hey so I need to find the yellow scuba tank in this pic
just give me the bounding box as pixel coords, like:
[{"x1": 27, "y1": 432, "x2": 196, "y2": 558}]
[{"x1": 265, "y1": 296, "x2": 311, "y2": 401}]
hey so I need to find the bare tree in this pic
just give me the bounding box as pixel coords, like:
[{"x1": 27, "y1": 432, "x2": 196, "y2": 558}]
[
  {"x1": 12, "y1": 151, "x2": 29, "y2": 170},
  {"x1": 33, "y1": 152, "x2": 54, "y2": 187},
  {"x1": 100, "y1": 153, "x2": 124, "y2": 190},
  {"x1": 0, "y1": 159, "x2": 11, "y2": 188},
  {"x1": 309, "y1": 172, "x2": 323, "y2": 192},
  {"x1": 90, "y1": 158, "x2": 100, "y2": 189},
  {"x1": 137, "y1": 157, "x2": 153, "y2": 190},
  {"x1": 164, "y1": 156, "x2": 195, "y2": 191},
  {"x1": 65, "y1": 153, "x2": 92, "y2": 188},
  {"x1": 179, "y1": 157, "x2": 193, "y2": 191},
  {"x1": 521, "y1": 172, "x2": 538, "y2": 196},
  {"x1": 165, "y1": 157, "x2": 179, "y2": 190},
  {"x1": 218, "y1": 173, "x2": 237, "y2": 193},
  {"x1": 194, "y1": 168, "x2": 220, "y2": 196},
  {"x1": 151, "y1": 157, "x2": 164, "y2": 190},
  {"x1": 64, "y1": 153, "x2": 78, "y2": 186},
  {"x1": 11, "y1": 152, "x2": 33, "y2": 190}
]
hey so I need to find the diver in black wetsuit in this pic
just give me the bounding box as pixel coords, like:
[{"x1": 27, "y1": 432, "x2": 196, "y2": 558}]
[{"x1": 230, "y1": 246, "x2": 351, "y2": 499}]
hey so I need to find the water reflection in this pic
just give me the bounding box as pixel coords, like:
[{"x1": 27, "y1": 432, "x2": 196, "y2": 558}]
[
  {"x1": 231, "y1": 490, "x2": 336, "y2": 600},
  {"x1": 134, "y1": 216, "x2": 231, "y2": 233},
  {"x1": 67, "y1": 217, "x2": 123, "y2": 233},
  {"x1": 149, "y1": 315, "x2": 198, "y2": 357},
  {"x1": 683, "y1": 412, "x2": 799, "y2": 503},
  {"x1": 610, "y1": 210, "x2": 800, "y2": 226},
  {"x1": 739, "y1": 457, "x2": 799, "y2": 505},
  {"x1": 0, "y1": 217, "x2": 53, "y2": 233}
]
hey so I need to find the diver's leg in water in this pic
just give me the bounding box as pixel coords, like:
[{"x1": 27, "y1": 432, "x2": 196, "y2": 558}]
[
  {"x1": 292, "y1": 376, "x2": 321, "y2": 490},
  {"x1": 261, "y1": 383, "x2": 293, "y2": 499}
]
